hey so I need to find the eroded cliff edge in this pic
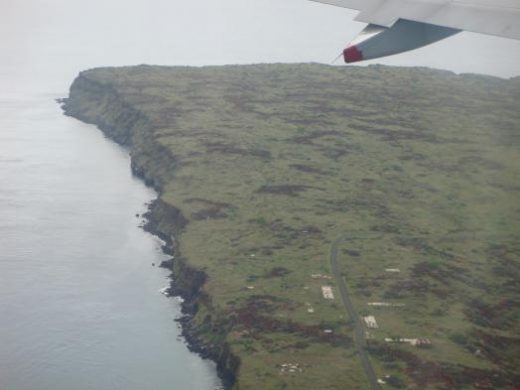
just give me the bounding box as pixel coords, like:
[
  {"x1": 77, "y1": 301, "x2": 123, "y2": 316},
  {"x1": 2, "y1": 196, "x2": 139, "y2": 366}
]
[
  {"x1": 63, "y1": 70, "x2": 239, "y2": 388},
  {"x1": 63, "y1": 64, "x2": 520, "y2": 389}
]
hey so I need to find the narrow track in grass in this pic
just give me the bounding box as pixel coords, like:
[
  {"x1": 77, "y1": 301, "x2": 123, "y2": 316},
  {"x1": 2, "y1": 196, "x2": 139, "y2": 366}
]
[{"x1": 330, "y1": 236, "x2": 380, "y2": 390}]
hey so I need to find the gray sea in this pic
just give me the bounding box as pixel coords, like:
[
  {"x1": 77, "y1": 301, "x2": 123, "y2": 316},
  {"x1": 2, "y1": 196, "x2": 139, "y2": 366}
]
[{"x1": 0, "y1": 93, "x2": 221, "y2": 389}]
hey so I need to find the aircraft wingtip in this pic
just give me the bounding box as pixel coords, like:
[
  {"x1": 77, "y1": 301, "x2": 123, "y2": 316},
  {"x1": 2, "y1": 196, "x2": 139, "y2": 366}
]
[{"x1": 343, "y1": 45, "x2": 363, "y2": 63}]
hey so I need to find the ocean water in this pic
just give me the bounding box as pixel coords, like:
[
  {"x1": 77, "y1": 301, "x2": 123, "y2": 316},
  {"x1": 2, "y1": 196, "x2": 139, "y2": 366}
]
[{"x1": 0, "y1": 93, "x2": 221, "y2": 389}]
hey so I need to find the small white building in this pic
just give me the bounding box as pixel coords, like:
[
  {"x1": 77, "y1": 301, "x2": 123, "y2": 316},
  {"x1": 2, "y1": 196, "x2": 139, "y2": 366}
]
[
  {"x1": 321, "y1": 286, "x2": 335, "y2": 299},
  {"x1": 384, "y1": 338, "x2": 432, "y2": 347},
  {"x1": 312, "y1": 273, "x2": 332, "y2": 280},
  {"x1": 368, "y1": 302, "x2": 405, "y2": 307},
  {"x1": 363, "y1": 315, "x2": 379, "y2": 329}
]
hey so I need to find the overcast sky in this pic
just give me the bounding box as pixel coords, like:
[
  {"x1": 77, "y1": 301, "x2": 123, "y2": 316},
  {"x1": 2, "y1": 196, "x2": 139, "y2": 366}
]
[{"x1": 2, "y1": 0, "x2": 520, "y2": 93}]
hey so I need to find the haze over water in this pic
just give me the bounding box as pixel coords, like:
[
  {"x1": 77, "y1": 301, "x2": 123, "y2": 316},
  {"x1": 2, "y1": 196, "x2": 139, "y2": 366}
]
[
  {"x1": 0, "y1": 95, "x2": 221, "y2": 389},
  {"x1": 1, "y1": 1, "x2": 519, "y2": 389}
]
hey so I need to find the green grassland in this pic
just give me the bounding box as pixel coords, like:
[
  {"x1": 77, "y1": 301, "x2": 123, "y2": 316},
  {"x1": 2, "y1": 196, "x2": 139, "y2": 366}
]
[{"x1": 67, "y1": 64, "x2": 519, "y2": 389}]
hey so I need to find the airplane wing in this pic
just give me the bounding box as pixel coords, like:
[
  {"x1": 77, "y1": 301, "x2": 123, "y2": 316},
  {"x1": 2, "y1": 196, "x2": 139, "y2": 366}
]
[{"x1": 309, "y1": 0, "x2": 520, "y2": 62}]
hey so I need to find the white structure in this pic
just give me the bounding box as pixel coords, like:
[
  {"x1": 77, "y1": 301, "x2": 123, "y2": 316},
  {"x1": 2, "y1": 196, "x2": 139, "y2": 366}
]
[
  {"x1": 368, "y1": 302, "x2": 405, "y2": 307},
  {"x1": 312, "y1": 273, "x2": 332, "y2": 280},
  {"x1": 363, "y1": 315, "x2": 379, "y2": 329},
  {"x1": 321, "y1": 286, "x2": 335, "y2": 299},
  {"x1": 384, "y1": 338, "x2": 432, "y2": 347},
  {"x1": 385, "y1": 268, "x2": 401, "y2": 273}
]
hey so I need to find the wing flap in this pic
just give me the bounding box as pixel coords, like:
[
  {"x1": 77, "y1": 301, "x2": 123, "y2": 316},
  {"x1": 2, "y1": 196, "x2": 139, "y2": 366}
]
[
  {"x1": 308, "y1": 0, "x2": 366, "y2": 11},
  {"x1": 309, "y1": 0, "x2": 520, "y2": 40}
]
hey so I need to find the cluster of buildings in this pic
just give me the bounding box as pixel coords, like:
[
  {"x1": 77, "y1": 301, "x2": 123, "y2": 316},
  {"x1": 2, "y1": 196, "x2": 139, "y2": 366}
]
[
  {"x1": 278, "y1": 362, "x2": 303, "y2": 374},
  {"x1": 316, "y1": 269, "x2": 432, "y2": 348}
]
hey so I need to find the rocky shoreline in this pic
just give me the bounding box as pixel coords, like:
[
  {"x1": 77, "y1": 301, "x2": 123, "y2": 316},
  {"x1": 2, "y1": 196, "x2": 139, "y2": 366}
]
[
  {"x1": 62, "y1": 72, "x2": 238, "y2": 389},
  {"x1": 143, "y1": 199, "x2": 238, "y2": 390},
  {"x1": 143, "y1": 198, "x2": 239, "y2": 389}
]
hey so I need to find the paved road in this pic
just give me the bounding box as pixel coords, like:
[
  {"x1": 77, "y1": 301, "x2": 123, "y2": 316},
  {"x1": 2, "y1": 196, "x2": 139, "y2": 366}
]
[{"x1": 330, "y1": 237, "x2": 380, "y2": 390}]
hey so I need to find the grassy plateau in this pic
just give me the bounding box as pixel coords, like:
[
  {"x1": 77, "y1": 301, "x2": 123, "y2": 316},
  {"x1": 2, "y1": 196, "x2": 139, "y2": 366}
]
[{"x1": 65, "y1": 64, "x2": 519, "y2": 389}]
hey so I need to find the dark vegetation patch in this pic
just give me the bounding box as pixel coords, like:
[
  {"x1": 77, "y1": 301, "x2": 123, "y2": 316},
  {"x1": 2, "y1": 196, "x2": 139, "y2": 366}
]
[
  {"x1": 256, "y1": 184, "x2": 315, "y2": 197},
  {"x1": 491, "y1": 257, "x2": 520, "y2": 295},
  {"x1": 354, "y1": 276, "x2": 385, "y2": 291},
  {"x1": 315, "y1": 199, "x2": 350, "y2": 212},
  {"x1": 300, "y1": 225, "x2": 322, "y2": 235},
  {"x1": 458, "y1": 155, "x2": 504, "y2": 170},
  {"x1": 274, "y1": 113, "x2": 334, "y2": 127},
  {"x1": 203, "y1": 141, "x2": 271, "y2": 160},
  {"x1": 384, "y1": 275, "x2": 452, "y2": 299},
  {"x1": 360, "y1": 177, "x2": 376, "y2": 187},
  {"x1": 492, "y1": 181, "x2": 520, "y2": 193},
  {"x1": 191, "y1": 208, "x2": 228, "y2": 220},
  {"x1": 289, "y1": 163, "x2": 328, "y2": 175},
  {"x1": 450, "y1": 329, "x2": 520, "y2": 371},
  {"x1": 249, "y1": 246, "x2": 276, "y2": 256},
  {"x1": 488, "y1": 244, "x2": 520, "y2": 280},
  {"x1": 350, "y1": 124, "x2": 441, "y2": 144},
  {"x1": 185, "y1": 197, "x2": 233, "y2": 221},
  {"x1": 343, "y1": 249, "x2": 361, "y2": 257},
  {"x1": 464, "y1": 298, "x2": 520, "y2": 330},
  {"x1": 417, "y1": 160, "x2": 467, "y2": 173},
  {"x1": 384, "y1": 278, "x2": 431, "y2": 299},
  {"x1": 350, "y1": 198, "x2": 393, "y2": 219},
  {"x1": 153, "y1": 107, "x2": 181, "y2": 127},
  {"x1": 469, "y1": 330, "x2": 520, "y2": 371},
  {"x1": 395, "y1": 237, "x2": 456, "y2": 260},
  {"x1": 368, "y1": 341, "x2": 516, "y2": 389},
  {"x1": 399, "y1": 153, "x2": 426, "y2": 161},
  {"x1": 411, "y1": 260, "x2": 467, "y2": 282},
  {"x1": 230, "y1": 296, "x2": 352, "y2": 347},
  {"x1": 250, "y1": 219, "x2": 291, "y2": 238},
  {"x1": 266, "y1": 220, "x2": 322, "y2": 243},
  {"x1": 185, "y1": 197, "x2": 232, "y2": 208},
  {"x1": 315, "y1": 145, "x2": 350, "y2": 160},
  {"x1": 163, "y1": 129, "x2": 215, "y2": 138},
  {"x1": 384, "y1": 375, "x2": 406, "y2": 388},
  {"x1": 354, "y1": 276, "x2": 387, "y2": 297},
  {"x1": 290, "y1": 129, "x2": 341, "y2": 145},
  {"x1": 370, "y1": 224, "x2": 400, "y2": 234},
  {"x1": 125, "y1": 92, "x2": 169, "y2": 106},
  {"x1": 487, "y1": 243, "x2": 519, "y2": 260},
  {"x1": 245, "y1": 221, "x2": 322, "y2": 254},
  {"x1": 265, "y1": 266, "x2": 291, "y2": 278}
]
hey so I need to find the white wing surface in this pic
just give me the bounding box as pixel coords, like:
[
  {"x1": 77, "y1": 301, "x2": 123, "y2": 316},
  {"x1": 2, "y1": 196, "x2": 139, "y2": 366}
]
[{"x1": 310, "y1": 0, "x2": 520, "y2": 40}]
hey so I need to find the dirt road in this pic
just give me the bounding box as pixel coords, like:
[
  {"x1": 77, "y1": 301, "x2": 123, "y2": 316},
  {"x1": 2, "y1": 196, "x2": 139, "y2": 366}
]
[{"x1": 330, "y1": 236, "x2": 380, "y2": 390}]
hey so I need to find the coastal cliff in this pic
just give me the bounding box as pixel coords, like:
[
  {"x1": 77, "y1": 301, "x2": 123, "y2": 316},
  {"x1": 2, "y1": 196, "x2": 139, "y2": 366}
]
[
  {"x1": 64, "y1": 70, "x2": 239, "y2": 387},
  {"x1": 64, "y1": 64, "x2": 520, "y2": 389}
]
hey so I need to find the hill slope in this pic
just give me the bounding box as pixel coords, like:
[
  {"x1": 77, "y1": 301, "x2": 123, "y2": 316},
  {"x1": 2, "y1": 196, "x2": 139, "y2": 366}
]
[{"x1": 65, "y1": 64, "x2": 520, "y2": 389}]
